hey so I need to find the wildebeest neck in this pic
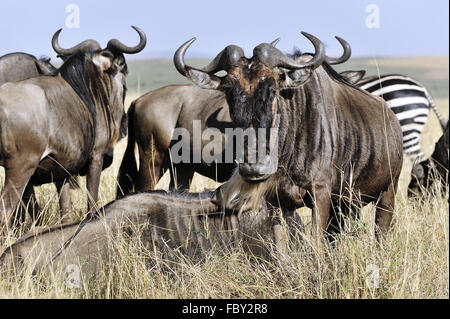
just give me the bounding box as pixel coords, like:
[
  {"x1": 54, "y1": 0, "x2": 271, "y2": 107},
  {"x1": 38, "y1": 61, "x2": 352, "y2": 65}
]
[{"x1": 56, "y1": 52, "x2": 96, "y2": 122}]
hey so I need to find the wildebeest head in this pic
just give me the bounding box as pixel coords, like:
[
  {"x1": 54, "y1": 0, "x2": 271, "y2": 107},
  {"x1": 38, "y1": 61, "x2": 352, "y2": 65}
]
[
  {"x1": 52, "y1": 29, "x2": 102, "y2": 61},
  {"x1": 174, "y1": 33, "x2": 350, "y2": 183},
  {"x1": 52, "y1": 26, "x2": 146, "y2": 142}
]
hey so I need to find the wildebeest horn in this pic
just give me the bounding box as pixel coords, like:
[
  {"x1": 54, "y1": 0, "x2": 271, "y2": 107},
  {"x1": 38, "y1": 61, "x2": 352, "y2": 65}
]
[
  {"x1": 174, "y1": 37, "x2": 196, "y2": 76},
  {"x1": 106, "y1": 26, "x2": 146, "y2": 54},
  {"x1": 270, "y1": 38, "x2": 281, "y2": 47},
  {"x1": 253, "y1": 32, "x2": 325, "y2": 69},
  {"x1": 202, "y1": 45, "x2": 245, "y2": 74},
  {"x1": 174, "y1": 38, "x2": 244, "y2": 76},
  {"x1": 326, "y1": 36, "x2": 351, "y2": 65},
  {"x1": 52, "y1": 28, "x2": 101, "y2": 56}
]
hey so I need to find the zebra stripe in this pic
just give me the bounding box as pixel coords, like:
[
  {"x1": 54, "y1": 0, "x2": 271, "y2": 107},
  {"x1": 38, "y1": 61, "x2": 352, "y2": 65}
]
[
  {"x1": 358, "y1": 74, "x2": 424, "y2": 89},
  {"x1": 357, "y1": 74, "x2": 444, "y2": 160}
]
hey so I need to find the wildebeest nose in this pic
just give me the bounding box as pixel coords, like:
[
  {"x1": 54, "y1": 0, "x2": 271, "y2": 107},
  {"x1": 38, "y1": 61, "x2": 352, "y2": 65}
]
[{"x1": 238, "y1": 155, "x2": 274, "y2": 183}]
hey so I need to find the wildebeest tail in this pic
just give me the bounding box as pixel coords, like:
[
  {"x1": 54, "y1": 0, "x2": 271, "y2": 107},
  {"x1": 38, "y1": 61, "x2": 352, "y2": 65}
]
[
  {"x1": 117, "y1": 101, "x2": 138, "y2": 198},
  {"x1": 425, "y1": 89, "x2": 447, "y2": 130}
]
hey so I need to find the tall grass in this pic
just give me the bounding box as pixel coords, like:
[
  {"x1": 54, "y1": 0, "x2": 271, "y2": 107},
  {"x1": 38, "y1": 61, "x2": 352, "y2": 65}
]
[
  {"x1": 0, "y1": 179, "x2": 448, "y2": 298},
  {"x1": 0, "y1": 78, "x2": 448, "y2": 299}
]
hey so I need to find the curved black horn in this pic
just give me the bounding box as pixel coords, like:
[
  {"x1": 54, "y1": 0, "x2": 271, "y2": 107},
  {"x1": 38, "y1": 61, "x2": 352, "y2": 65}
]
[
  {"x1": 52, "y1": 28, "x2": 101, "y2": 56},
  {"x1": 174, "y1": 38, "x2": 244, "y2": 76},
  {"x1": 106, "y1": 26, "x2": 147, "y2": 54},
  {"x1": 326, "y1": 36, "x2": 351, "y2": 65},
  {"x1": 173, "y1": 37, "x2": 196, "y2": 76},
  {"x1": 202, "y1": 45, "x2": 245, "y2": 73},
  {"x1": 270, "y1": 38, "x2": 280, "y2": 47},
  {"x1": 254, "y1": 32, "x2": 325, "y2": 69}
]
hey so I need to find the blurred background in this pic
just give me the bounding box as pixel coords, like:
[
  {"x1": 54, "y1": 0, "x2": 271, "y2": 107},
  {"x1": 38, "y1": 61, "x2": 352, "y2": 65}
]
[{"x1": 0, "y1": 0, "x2": 448, "y2": 97}]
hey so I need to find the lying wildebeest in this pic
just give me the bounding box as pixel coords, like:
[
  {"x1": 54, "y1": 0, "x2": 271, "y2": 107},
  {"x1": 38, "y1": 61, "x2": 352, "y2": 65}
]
[
  {"x1": 0, "y1": 188, "x2": 281, "y2": 278},
  {"x1": 171, "y1": 33, "x2": 403, "y2": 239},
  {"x1": 408, "y1": 121, "x2": 449, "y2": 196},
  {"x1": 340, "y1": 70, "x2": 447, "y2": 159},
  {"x1": 0, "y1": 26, "x2": 146, "y2": 234},
  {"x1": 117, "y1": 38, "x2": 351, "y2": 194}
]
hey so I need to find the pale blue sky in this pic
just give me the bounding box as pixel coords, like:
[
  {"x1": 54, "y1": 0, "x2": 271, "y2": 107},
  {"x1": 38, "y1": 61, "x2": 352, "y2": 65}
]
[{"x1": 0, "y1": 0, "x2": 448, "y2": 60}]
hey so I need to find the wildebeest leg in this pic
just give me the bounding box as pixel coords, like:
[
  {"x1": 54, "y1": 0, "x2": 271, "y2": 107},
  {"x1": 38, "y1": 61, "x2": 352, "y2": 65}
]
[
  {"x1": 21, "y1": 183, "x2": 41, "y2": 225},
  {"x1": 375, "y1": 182, "x2": 397, "y2": 241},
  {"x1": 272, "y1": 217, "x2": 288, "y2": 256},
  {"x1": 136, "y1": 143, "x2": 165, "y2": 191},
  {"x1": 284, "y1": 209, "x2": 304, "y2": 241},
  {"x1": 56, "y1": 180, "x2": 72, "y2": 223},
  {"x1": 310, "y1": 186, "x2": 331, "y2": 241},
  {"x1": 86, "y1": 153, "x2": 104, "y2": 215},
  {"x1": 273, "y1": 183, "x2": 305, "y2": 241},
  {"x1": 169, "y1": 165, "x2": 194, "y2": 190},
  {"x1": 0, "y1": 163, "x2": 38, "y2": 233},
  {"x1": 326, "y1": 198, "x2": 359, "y2": 244}
]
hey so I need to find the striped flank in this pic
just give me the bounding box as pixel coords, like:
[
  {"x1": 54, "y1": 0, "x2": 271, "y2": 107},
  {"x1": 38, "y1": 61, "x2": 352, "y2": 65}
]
[{"x1": 357, "y1": 74, "x2": 446, "y2": 160}]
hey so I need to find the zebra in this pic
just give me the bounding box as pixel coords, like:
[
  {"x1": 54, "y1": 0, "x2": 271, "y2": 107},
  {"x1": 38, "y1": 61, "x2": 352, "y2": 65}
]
[{"x1": 341, "y1": 70, "x2": 447, "y2": 160}]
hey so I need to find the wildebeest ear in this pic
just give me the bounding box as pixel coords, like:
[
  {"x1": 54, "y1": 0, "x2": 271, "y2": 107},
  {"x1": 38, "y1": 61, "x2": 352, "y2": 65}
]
[
  {"x1": 186, "y1": 69, "x2": 221, "y2": 90},
  {"x1": 92, "y1": 51, "x2": 114, "y2": 72},
  {"x1": 340, "y1": 70, "x2": 366, "y2": 84},
  {"x1": 34, "y1": 61, "x2": 46, "y2": 75},
  {"x1": 281, "y1": 68, "x2": 313, "y2": 88}
]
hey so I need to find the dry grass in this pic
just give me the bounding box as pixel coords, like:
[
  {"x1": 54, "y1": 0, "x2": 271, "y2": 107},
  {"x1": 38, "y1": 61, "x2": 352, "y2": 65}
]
[{"x1": 0, "y1": 98, "x2": 448, "y2": 300}]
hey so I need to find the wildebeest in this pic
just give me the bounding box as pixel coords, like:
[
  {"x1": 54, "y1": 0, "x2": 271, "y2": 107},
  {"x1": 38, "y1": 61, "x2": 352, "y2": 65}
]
[
  {"x1": 118, "y1": 67, "x2": 444, "y2": 197},
  {"x1": 0, "y1": 52, "x2": 56, "y2": 85},
  {"x1": 0, "y1": 188, "x2": 280, "y2": 278},
  {"x1": 0, "y1": 39, "x2": 102, "y2": 224},
  {"x1": 0, "y1": 26, "x2": 146, "y2": 234},
  {"x1": 340, "y1": 70, "x2": 447, "y2": 159},
  {"x1": 117, "y1": 38, "x2": 352, "y2": 194},
  {"x1": 408, "y1": 121, "x2": 449, "y2": 196},
  {"x1": 172, "y1": 33, "x2": 403, "y2": 239}
]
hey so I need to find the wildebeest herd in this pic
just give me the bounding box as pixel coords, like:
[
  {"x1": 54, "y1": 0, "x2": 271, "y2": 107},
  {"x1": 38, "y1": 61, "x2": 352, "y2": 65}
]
[{"x1": 0, "y1": 28, "x2": 448, "y2": 278}]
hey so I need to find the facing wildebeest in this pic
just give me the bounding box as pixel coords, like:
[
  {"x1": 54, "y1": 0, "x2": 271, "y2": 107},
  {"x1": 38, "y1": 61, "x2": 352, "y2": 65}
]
[
  {"x1": 0, "y1": 189, "x2": 279, "y2": 278},
  {"x1": 0, "y1": 26, "x2": 146, "y2": 233},
  {"x1": 118, "y1": 67, "x2": 445, "y2": 196},
  {"x1": 408, "y1": 121, "x2": 449, "y2": 196},
  {"x1": 117, "y1": 38, "x2": 350, "y2": 194},
  {"x1": 173, "y1": 33, "x2": 403, "y2": 239}
]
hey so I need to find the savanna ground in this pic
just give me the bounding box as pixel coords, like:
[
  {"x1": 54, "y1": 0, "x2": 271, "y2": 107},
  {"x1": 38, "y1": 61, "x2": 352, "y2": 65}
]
[{"x1": 0, "y1": 56, "x2": 448, "y2": 298}]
